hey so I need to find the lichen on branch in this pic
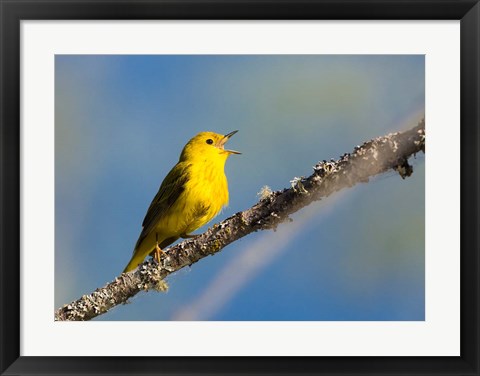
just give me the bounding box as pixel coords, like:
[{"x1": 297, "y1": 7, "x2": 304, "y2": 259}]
[{"x1": 55, "y1": 119, "x2": 425, "y2": 321}]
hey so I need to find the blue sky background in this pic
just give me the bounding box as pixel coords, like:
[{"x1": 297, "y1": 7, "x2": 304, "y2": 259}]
[{"x1": 55, "y1": 55, "x2": 425, "y2": 321}]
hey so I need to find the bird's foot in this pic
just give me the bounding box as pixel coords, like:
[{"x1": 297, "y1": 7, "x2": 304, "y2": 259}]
[
  {"x1": 180, "y1": 233, "x2": 196, "y2": 239},
  {"x1": 154, "y1": 244, "x2": 166, "y2": 263}
]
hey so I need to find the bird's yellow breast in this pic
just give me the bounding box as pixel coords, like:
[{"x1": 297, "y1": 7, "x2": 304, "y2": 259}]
[{"x1": 158, "y1": 160, "x2": 229, "y2": 237}]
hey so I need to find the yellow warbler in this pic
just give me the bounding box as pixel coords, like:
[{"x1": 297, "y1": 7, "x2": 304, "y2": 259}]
[{"x1": 123, "y1": 131, "x2": 240, "y2": 273}]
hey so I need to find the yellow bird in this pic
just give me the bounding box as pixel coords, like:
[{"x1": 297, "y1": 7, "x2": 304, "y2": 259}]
[{"x1": 123, "y1": 131, "x2": 240, "y2": 273}]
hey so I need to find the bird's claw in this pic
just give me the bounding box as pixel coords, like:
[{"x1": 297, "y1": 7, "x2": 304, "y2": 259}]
[{"x1": 154, "y1": 244, "x2": 166, "y2": 263}]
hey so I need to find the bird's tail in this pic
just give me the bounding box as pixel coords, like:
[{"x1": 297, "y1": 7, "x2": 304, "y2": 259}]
[
  {"x1": 123, "y1": 253, "x2": 145, "y2": 273},
  {"x1": 122, "y1": 233, "x2": 154, "y2": 273},
  {"x1": 122, "y1": 233, "x2": 179, "y2": 273}
]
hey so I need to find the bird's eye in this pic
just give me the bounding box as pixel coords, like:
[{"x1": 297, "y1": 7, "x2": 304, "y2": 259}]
[{"x1": 206, "y1": 139, "x2": 214, "y2": 145}]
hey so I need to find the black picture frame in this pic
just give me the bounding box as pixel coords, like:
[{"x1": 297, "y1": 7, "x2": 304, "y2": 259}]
[{"x1": 1, "y1": 1, "x2": 478, "y2": 375}]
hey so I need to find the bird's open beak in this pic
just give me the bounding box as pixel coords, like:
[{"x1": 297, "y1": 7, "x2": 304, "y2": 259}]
[{"x1": 219, "y1": 130, "x2": 241, "y2": 154}]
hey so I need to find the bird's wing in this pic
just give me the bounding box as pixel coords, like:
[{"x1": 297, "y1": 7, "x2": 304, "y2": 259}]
[{"x1": 135, "y1": 162, "x2": 191, "y2": 249}]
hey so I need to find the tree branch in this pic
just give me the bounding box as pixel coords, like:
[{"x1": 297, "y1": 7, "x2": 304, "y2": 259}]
[{"x1": 55, "y1": 119, "x2": 425, "y2": 321}]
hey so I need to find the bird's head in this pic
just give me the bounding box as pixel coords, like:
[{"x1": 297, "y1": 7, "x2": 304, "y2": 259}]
[{"x1": 180, "y1": 131, "x2": 241, "y2": 163}]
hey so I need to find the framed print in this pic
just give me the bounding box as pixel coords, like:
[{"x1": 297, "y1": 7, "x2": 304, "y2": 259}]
[{"x1": 1, "y1": 0, "x2": 479, "y2": 375}]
